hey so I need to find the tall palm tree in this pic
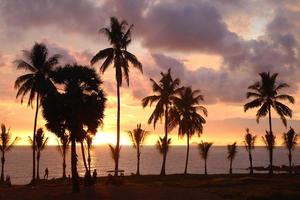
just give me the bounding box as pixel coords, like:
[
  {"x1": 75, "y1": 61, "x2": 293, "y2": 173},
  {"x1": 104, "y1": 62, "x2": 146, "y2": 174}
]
[
  {"x1": 142, "y1": 69, "x2": 181, "y2": 175},
  {"x1": 198, "y1": 141, "x2": 213, "y2": 175},
  {"x1": 156, "y1": 136, "x2": 172, "y2": 159},
  {"x1": 29, "y1": 128, "x2": 48, "y2": 180},
  {"x1": 0, "y1": 124, "x2": 19, "y2": 182},
  {"x1": 91, "y1": 17, "x2": 142, "y2": 175},
  {"x1": 283, "y1": 127, "x2": 297, "y2": 174},
  {"x1": 262, "y1": 131, "x2": 276, "y2": 173},
  {"x1": 42, "y1": 64, "x2": 106, "y2": 192},
  {"x1": 244, "y1": 72, "x2": 294, "y2": 174},
  {"x1": 86, "y1": 134, "x2": 94, "y2": 173},
  {"x1": 244, "y1": 128, "x2": 256, "y2": 175},
  {"x1": 169, "y1": 87, "x2": 207, "y2": 174},
  {"x1": 227, "y1": 142, "x2": 237, "y2": 174},
  {"x1": 127, "y1": 124, "x2": 149, "y2": 175},
  {"x1": 57, "y1": 133, "x2": 69, "y2": 179},
  {"x1": 14, "y1": 43, "x2": 60, "y2": 184}
]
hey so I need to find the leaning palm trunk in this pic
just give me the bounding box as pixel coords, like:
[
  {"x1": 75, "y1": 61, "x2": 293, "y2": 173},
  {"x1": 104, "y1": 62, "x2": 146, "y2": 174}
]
[
  {"x1": 268, "y1": 105, "x2": 273, "y2": 175},
  {"x1": 136, "y1": 146, "x2": 140, "y2": 175},
  {"x1": 71, "y1": 138, "x2": 79, "y2": 192},
  {"x1": 87, "y1": 146, "x2": 91, "y2": 173},
  {"x1": 80, "y1": 142, "x2": 88, "y2": 173},
  {"x1": 229, "y1": 158, "x2": 233, "y2": 174},
  {"x1": 288, "y1": 149, "x2": 292, "y2": 174},
  {"x1": 160, "y1": 105, "x2": 168, "y2": 176},
  {"x1": 31, "y1": 92, "x2": 39, "y2": 184},
  {"x1": 63, "y1": 149, "x2": 66, "y2": 178},
  {"x1": 184, "y1": 136, "x2": 190, "y2": 174},
  {"x1": 115, "y1": 83, "x2": 121, "y2": 176},
  {"x1": 1, "y1": 150, "x2": 4, "y2": 181},
  {"x1": 248, "y1": 151, "x2": 253, "y2": 175},
  {"x1": 37, "y1": 151, "x2": 40, "y2": 179},
  {"x1": 204, "y1": 159, "x2": 207, "y2": 175}
]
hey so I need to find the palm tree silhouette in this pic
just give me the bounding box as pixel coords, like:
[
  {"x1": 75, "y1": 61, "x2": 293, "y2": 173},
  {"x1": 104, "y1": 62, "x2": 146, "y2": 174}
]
[
  {"x1": 227, "y1": 142, "x2": 237, "y2": 174},
  {"x1": 128, "y1": 124, "x2": 149, "y2": 175},
  {"x1": 80, "y1": 141, "x2": 89, "y2": 173},
  {"x1": 29, "y1": 128, "x2": 48, "y2": 180},
  {"x1": 244, "y1": 128, "x2": 256, "y2": 174},
  {"x1": 244, "y1": 72, "x2": 294, "y2": 174},
  {"x1": 14, "y1": 43, "x2": 60, "y2": 184},
  {"x1": 156, "y1": 136, "x2": 171, "y2": 159},
  {"x1": 91, "y1": 17, "x2": 142, "y2": 175},
  {"x1": 142, "y1": 69, "x2": 181, "y2": 175},
  {"x1": 56, "y1": 133, "x2": 69, "y2": 179},
  {"x1": 169, "y1": 86, "x2": 207, "y2": 174},
  {"x1": 262, "y1": 131, "x2": 276, "y2": 173},
  {"x1": 198, "y1": 141, "x2": 213, "y2": 175},
  {"x1": 42, "y1": 64, "x2": 106, "y2": 192},
  {"x1": 108, "y1": 144, "x2": 121, "y2": 169},
  {"x1": 0, "y1": 124, "x2": 19, "y2": 182},
  {"x1": 283, "y1": 127, "x2": 297, "y2": 174}
]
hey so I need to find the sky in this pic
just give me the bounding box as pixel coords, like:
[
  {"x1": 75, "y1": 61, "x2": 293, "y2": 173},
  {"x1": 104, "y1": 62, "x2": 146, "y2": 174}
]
[{"x1": 1, "y1": 0, "x2": 300, "y2": 146}]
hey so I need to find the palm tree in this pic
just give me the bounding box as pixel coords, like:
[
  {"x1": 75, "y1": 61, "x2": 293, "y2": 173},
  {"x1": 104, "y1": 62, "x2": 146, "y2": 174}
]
[
  {"x1": 262, "y1": 131, "x2": 276, "y2": 173},
  {"x1": 91, "y1": 17, "x2": 142, "y2": 175},
  {"x1": 244, "y1": 72, "x2": 294, "y2": 174},
  {"x1": 156, "y1": 136, "x2": 172, "y2": 168},
  {"x1": 127, "y1": 124, "x2": 149, "y2": 175},
  {"x1": 108, "y1": 144, "x2": 121, "y2": 169},
  {"x1": 0, "y1": 124, "x2": 19, "y2": 182},
  {"x1": 169, "y1": 87, "x2": 207, "y2": 174},
  {"x1": 14, "y1": 43, "x2": 60, "y2": 184},
  {"x1": 198, "y1": 141, "x2": 213, "y2": 175},
  {"x1": 86, "y1": 134, "x2": 94, "y2": 173},
  {"x1": 42, "y1": 64, "x2": 106, "y2": 192},
  {"x1": 227, "y1": 142, "x2": 237, "y2": 174},
  {"x1": 244, "y1": 128, "x2": 256, "y2": 174},
  {"x1": 57, "y1": 133, "x2": 69, "y2": 178},
  {"x1": 142, "y1": 69, "x2": 181, "y2": 175},
  {"x1": 283, "y1": 127, "x2": 297, "y2": 174}
]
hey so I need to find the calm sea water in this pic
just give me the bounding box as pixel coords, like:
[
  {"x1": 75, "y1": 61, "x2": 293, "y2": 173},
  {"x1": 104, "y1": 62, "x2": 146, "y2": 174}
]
[{"x1": 4, "y1": 146, "x2": 300, "y2": 185}]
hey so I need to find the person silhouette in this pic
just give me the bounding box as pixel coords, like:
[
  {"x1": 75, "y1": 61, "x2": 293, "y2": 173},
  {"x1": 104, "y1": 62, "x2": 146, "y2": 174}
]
[{"x1": 44, "y1": 168, "x2": 49, "y2": 180}]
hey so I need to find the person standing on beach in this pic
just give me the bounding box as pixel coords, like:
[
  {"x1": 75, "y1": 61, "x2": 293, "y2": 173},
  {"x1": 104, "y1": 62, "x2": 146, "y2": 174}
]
[{"x1": 44, "y1": 168, "x2": 49, "y2": 180}]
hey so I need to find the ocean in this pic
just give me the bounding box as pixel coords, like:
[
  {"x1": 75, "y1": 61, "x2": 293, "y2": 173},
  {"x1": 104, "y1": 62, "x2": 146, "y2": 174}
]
[{"x1": 4, "y1": 145, "x2": 300, "y2": 185}]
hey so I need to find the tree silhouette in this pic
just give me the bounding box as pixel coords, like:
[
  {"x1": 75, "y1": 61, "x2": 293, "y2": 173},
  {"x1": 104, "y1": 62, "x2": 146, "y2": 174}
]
[
  {"x1": 227, "y1": 142, "x2": 237, "y2": 174},
  {"x1": 128, "y1": 124, "x2": 149, "y2": 175},
  {"x1": 142, "y1": 68, "x2": 181, "y2": 175},
  {"x1": 244, "y1": 128, "x2": 256, "y2": 174},
  {"x1": 56, "y1": 133, "x2": 69, "y2": 178},
  {"x1": 198, "y1": 141, "x2": 213, "y2": 175},
  {"x1": 14, "y1": 43, "x2": 60, "y2": 184},
  {"x1": 42, "y1": 64, "x2": 106, "y2": 192},
  {"x1": 244, "y1": 72, "x2": 294, "y2": 174},
  {"x1": 262, "y1": 131, "x2": 276, "y2": 173},
  {"x1": 91, "y1": 17, "x2": 142, "y2": 176},
  {"x1": 85, "y1": 134, "x2": 94, "y2": 173},
  {"x1": 29, "y1": 128, "x2": 48, "y2": 180},
  {"x1": 283, "y1": 127, "x2": 297, "y2": 174},
  {"x1": 0, "y1": 124, "x2": 19, "y2": 182},
  {"x1": 169, "y1": 86, "x2": 207, "y2": 174},
  {"x1": 156, "y1": 136, "x2": 172, "y2": 158}
]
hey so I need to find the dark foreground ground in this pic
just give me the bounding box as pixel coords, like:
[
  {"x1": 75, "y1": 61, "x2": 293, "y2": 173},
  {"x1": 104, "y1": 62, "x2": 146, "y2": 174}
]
[{"x1": 1, "y1": 174, "x2": 300, "y2": 200}]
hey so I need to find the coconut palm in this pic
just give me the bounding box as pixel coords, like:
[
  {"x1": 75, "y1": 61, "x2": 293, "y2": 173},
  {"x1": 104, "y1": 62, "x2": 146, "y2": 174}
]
[
  {"x1": 227, "y1": 142, "x2": 237, "y2": 174},
  {"x1": 86, "y1": 134, "x2": 94, "y2": 173},
  {"x1": 56, "y1": 133, "x2": 69, "y2": 178},
  {"x1": 169, "y1": 86, "x2": 207, "y2": 174},
  {"x1": 108, "y1": 144, "x2": 121, "y2": 169},
  {"x1": 283, "y1": 127, "x2": 297, "y2": 174},
  {"x1": 142, "y1": 69, "x2": 181, "y2": 175},
  {"x1": 0, "y1": 124, "x2": 19, "y2": 182},
  {"x1": 198, "y1": 141, "x2": 213, "y2": 175},
  {"x1": 244, "y1": 128, "x2": 256, "y2": 174},
  {"x1": 244, "y1": 72, "x2": 294, "y2": 174},
  {"x1": 42, "y1": 64, "x2": 106, "y2": 192},
  {"x1": 262, "y1": 131, "x2": 276, "y2": 173},
  {"x1": 156, "y1": 136, "x2": 172, "y2": 157},
  {"x1": 91, "y1": 17, "x2": 142, "y2": 175},
  {"x1": 127, "y1": 124, "x2": 149, "y2": 175},
  {"x1": 14, "y1": 43, "x2": 60, "y2": 184}
]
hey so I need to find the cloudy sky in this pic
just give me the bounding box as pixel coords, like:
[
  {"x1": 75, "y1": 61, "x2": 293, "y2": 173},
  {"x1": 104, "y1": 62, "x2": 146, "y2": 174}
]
[{"x1": 1, "y1": 0, "x2": 300, "y2": 146}]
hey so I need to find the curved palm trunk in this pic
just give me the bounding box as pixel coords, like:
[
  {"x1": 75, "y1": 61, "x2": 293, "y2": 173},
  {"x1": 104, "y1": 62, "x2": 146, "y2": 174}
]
[
  {"x1": 31, "y1": 92, "x2": 39, "y2": 185},
  {"x1": 229, "y1": 158, "x2": 233, "y2": 174},
  {"x1": 62, "y1": 148, "x2": 66, "y2": 178},
  {"x1": 184, "y1": 136, "x2": 190, "y2": 175},
  {"x1": 71, "y1": 138, "x2": 79, "y2": 192},
  {"x1": 37, "y1": 151, "x2": 40, "y2": 179},
  {"x1": 204, "y1": 158, "x2": 207, "y2": 175},
  {"x1": 87, "y1": 146, "x2": 91, "y2": 173},
  {"x1": 268, "y1": 105, "x2": 273, "y2": 175},
  {"x1": 115, "y1": 83, "x2": 121, "y2": 176},
  {"x1": 288, "y1": 149, "x2": 292, "y2": 174},
  {"x1": 1, "y1": 150, "x2": 5, "y2": 181},
  {"x1": 136, "y1": 146, "x2": 140, "y2": 175},
  {"x1": 160, "y1": 104, "x2": 168, "y2": 176},
  {"x1": 249, "y1": 151, "x2": 253, "y2": 175},
  {"x1": 80, "y1": 142, "x2": 88, "y2": 173}
]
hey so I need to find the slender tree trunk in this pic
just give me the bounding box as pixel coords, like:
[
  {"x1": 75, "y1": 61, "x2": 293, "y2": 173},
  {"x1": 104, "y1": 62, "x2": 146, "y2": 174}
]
[
  {"x1": 288, "y1": 149, "x2": 292, "y2": 174},
  {"x1": 31, "y1": 92, "x2": 39, "y2": 185},
  {"x1": 268, "y1": 105, "x2": 273, "y2": 175},
  {"x1": 80, "y1": 142, "x2": 88, "y2": 173},
  {"x1": 229, "y1": 158, "x2": 233, "y2": 174},
  {"x1": 71, "y1": 138, "x2": 79, "y2": 192},
  {"x1": 37, "y1": 151, "x2": 40, "y2": 179},
  {"x1": 62, "y1": 148, "x2": 66, "y2": 178},
  {"x1": 204, "y1": 159, "x2": 207, "y2": 175},
  {"x1": 115, "y1": 83, "x2": 121, "y2": 176},
  {"x1": 1, "y1": 151, "x2": 4, "y2": 181},
  {"x1": 88, "y1": 146, "x2": 91, "y2": 173},
  {"x1": 137, "y1": 147, "x2": 140, "y2": 175},
  {"x1": 160, "y1": 104, "x2": 168, "y2": 176},
  {"x1": 249, "y1": 151, "x2": 253, "y2": 175},
  {"x1": 184, "y1": 136, "x2": 190, "y2": 175}
]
